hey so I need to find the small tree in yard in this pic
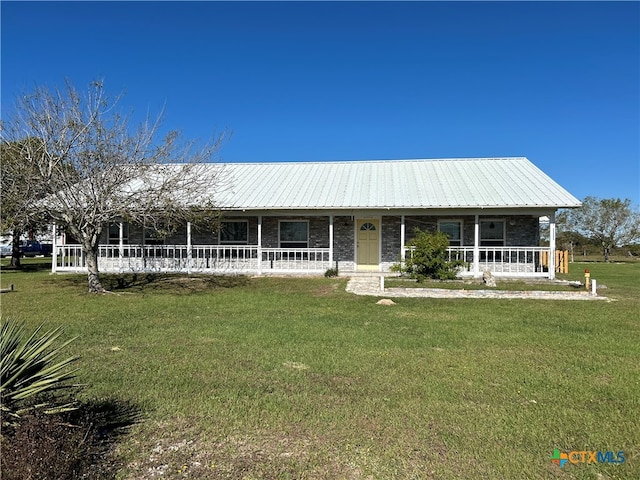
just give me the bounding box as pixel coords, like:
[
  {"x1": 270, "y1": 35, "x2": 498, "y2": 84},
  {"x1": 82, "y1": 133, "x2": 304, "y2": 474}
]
[
  {"x1": 1, "y1": 80, "x2": 229, "y2": 292},
  {"x1": 0, "y1": 140, "x2": 49, "y2": 268},
  {"x1": 394, "y1": 229, "x2": 466, "y2": 281}
]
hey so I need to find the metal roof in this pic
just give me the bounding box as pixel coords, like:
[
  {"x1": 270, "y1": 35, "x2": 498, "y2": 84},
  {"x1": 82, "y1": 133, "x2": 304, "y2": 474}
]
[{"x1": 206, "y1": 157, "x2": 580, "y2": 211}]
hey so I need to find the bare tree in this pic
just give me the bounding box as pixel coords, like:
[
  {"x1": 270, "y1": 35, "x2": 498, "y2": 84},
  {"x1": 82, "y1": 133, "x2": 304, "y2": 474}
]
[
  {"x1": 0, "y1": 139, "x2": 49, "y2": 268},
  {"x1": 2, "y1": 80, "x2": 229, "y2": 292},
  {"x1": 566, "y1": 196, "x2": 640, "y2": 262}
]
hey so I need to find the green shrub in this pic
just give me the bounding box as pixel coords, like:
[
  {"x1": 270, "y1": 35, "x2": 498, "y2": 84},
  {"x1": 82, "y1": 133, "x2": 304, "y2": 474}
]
[
  {"x1": 324, "y1": 266, "x2": 339, "y2": 277},
  {"x1": 1, "y1": 318, "x2": 79, "y2": 422},
  {"x1": 393, "y1": 229, "x2": 466, "y2": 281}
]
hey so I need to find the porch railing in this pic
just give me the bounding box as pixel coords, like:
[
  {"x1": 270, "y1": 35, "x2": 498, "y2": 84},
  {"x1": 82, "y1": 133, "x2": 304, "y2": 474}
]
[
  {"x1": 55, "y1": 244, "x2": 551, "y2": 276},
  {"x1": 402, "y1": 246, "x2": 551, "y2": 276},
  {"x1": 55, "y1": 244, "x2": 332, "y2": 274}
]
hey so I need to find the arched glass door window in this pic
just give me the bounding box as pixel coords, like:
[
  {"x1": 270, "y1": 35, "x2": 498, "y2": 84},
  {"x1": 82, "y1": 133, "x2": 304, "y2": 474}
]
[{"x1": 360, "y1": 222, "x2": 376, "y2": 231}]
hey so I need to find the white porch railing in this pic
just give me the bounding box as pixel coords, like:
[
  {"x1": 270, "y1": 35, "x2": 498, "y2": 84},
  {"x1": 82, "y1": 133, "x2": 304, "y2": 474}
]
[
  {"x1": 55, "y1": 244, "x2": 550, "y2": 277},
  {"x1": 403, "y1": 246, "x2": 551, "y2": 277},
  {"x1": 55, "y1": 245, "x2": 332, "y2": 274}
]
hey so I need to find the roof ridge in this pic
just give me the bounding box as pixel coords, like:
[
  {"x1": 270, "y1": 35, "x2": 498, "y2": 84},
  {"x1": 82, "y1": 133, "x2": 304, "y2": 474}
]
[{"x1": 217, "y1": 157, "x2": 529, "y2": 166}]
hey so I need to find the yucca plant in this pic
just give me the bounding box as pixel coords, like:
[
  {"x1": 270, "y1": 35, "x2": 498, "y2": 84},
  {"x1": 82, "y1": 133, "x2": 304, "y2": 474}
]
[{"x1": 1, "y1": 318, "x2": 79, "y2": 422}]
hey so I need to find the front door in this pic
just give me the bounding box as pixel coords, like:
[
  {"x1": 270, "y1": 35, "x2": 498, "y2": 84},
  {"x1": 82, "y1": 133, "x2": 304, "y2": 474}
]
[{"x1": 356, "y1": 219, "x2": 380, "y2": 271}]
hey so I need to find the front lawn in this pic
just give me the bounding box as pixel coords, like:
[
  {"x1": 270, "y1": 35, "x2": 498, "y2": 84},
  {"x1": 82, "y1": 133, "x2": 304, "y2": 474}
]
[
  {"x1": 1, "y1": 261, "x2": 638, "y2": 479},
  {"x1": 384, "y1": 277, "x2": 583, "y2": 291}
]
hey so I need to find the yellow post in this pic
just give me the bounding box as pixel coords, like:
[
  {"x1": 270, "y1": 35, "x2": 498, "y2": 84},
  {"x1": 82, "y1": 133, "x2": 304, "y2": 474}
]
[
  {"x1": 584, "y1": 269, "x2": 591, "y2": 291},
  {"x1": 563, "y1": 250, "x2": 569, "y2": 274}
]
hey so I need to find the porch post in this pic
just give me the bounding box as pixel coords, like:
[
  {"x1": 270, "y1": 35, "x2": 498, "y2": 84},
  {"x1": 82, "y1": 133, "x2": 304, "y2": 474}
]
[
  {"x1": 257, "y1": 216, "x2": 263, "y2": 275},
  {"x1": 473, "y1": 214, "x2": 480, "y2": 277},
  {"x1": 400, "y1": 215, "x2": 405, "y2": 260},
  {"x1": 186, "y1": 221, "x2": 192, "y2": 274},
  {"x1": 119, "y1": 221, "x2": 124, "y2": 273},
  {"x1": 52, "y1": 223, "x2": 57, "y2": 274},
  {"x1": 329, "y1": 215, "x2": 334, "y2": 267},
  {"x1": 548, "y1": 212, "x2": 556, "y2": 279}
]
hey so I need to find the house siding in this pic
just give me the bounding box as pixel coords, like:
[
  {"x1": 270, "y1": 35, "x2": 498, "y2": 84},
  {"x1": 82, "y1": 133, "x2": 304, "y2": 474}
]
[
  {"x1": 333, "y1": 216, "x2": 354, "y2": 261},
  {"x1": 381, "y1": 216, "x2": 402, "y2": 263},
  {"x1": 506, "y1": 217, "x2": 539, "y2": 246}
]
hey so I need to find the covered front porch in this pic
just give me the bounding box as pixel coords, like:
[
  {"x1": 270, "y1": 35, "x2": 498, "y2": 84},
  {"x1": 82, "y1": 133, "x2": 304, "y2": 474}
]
[
  {"x1": 53, "y1": 243, "x2": 557, "y2": 277},
  {"x1": 52, "y1": 211, "x2": 560, "y2": 277}
]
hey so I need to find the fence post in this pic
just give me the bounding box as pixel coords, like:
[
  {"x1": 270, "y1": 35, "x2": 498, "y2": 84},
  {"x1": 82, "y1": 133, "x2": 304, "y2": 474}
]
[
  {"x1": 186, "y1": 222, "x2": 192, "y2": 275},
  {"x1": 51, "y1": 223, "x2": 57, "y2": 274}
]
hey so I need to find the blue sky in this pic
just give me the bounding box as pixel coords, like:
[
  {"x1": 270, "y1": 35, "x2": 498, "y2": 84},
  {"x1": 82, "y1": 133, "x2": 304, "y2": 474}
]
[{"x1": 2, "y1": 1, "x2": 639, "y2": 204}]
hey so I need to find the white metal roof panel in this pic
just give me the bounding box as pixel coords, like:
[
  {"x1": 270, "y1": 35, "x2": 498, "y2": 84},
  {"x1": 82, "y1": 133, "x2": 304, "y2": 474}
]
[{"x1": 196, "y1": 157, "x2": 581, "y2": 210}]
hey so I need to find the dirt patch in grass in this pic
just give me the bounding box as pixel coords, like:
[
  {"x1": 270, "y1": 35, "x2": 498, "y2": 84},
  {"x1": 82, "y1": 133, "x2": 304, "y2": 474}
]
[
  {"x1": 120, "y1": 419, "x2": 486, "y2": 480},
  {"x1": 312, "y1": 281, "x2": 342, "y2": 297},
  {"x1": 123, "y1": 427, "x2": 380, "y2": 480}
]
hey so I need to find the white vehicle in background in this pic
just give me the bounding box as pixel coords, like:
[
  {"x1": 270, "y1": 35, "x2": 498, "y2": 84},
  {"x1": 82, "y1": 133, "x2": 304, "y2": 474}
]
[{"x1": 0, "y1": 240, "x2": 12, "y2": 257}]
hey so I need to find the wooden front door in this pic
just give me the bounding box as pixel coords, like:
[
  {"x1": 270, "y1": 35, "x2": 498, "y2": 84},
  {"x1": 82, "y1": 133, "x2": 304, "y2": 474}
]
[{"x1": 357, "y1": 219, "x2": 380, "y2": 270}]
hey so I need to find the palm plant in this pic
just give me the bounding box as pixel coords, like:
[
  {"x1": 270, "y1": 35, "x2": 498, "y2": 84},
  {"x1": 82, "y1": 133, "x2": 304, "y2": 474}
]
[{"x1": 1, "y1": 318, "x2": 79, "y2": 421}]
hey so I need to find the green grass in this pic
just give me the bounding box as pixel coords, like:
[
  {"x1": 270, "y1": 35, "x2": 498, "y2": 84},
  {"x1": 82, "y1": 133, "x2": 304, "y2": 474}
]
[
  {"x1": 385, "y1": 277, "x2": 584, "y2": 291},
  {"x1": 1, "y1": 260, "x2": 638, "y2": 479}
]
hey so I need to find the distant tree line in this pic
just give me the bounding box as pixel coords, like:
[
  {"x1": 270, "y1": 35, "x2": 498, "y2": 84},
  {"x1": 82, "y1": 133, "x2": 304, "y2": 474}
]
[{"x1": 544, "y1": 196, "x2": 640, "y2": 262}]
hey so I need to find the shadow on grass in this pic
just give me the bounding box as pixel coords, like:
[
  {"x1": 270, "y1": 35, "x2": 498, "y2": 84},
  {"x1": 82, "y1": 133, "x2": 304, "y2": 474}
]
[
  {"x1": 0, "y1": 397, "x2": 143, "y2": 480},
  {"x1": 52, "y1": 272, "x2": 250, "y2": 293},
  {"x1": 107, "y1": 273, "x2": 251, "y2": 293},
  {"x1": 0, "y1": 258, "x2": 53, "y2": 272}
]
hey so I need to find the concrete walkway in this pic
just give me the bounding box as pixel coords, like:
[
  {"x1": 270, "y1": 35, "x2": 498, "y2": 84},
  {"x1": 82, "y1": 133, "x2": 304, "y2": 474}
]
[{"x1": 345, "y1": 276, "x2": 608, "y2": 300}]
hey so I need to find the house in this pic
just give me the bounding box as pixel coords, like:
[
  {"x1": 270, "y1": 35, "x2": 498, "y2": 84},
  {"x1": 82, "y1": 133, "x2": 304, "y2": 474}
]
[{"x1": 53, "y1": 157, "x2": 581, "y2": 278}]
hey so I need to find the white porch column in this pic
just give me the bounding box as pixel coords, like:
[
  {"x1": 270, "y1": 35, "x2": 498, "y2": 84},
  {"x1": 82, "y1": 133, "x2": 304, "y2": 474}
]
[
  {"x1": 329, "y1": 215, "x2": 334, "y2": 267},
  {"x1": 473, "y1": 214, "x2": 480, "y2": 277},
  {"x1": 257, "y1": 216, "x2": 263, "y2": 275},
  {"x1": 548, "y1": 212, "x2": 556, "y2": 279},
  {"x1": 52, "y1": 223, "x2": 57, "y2": 274},
  {"x1": 186, "y1": 221, "x2": 192, "y2": 274},
  {"x1": 119, "y1": 221, "x2": 124, "y2": 273},
  {"x1": 400, "y1": 215, "x2": 406, "y2": 260}
]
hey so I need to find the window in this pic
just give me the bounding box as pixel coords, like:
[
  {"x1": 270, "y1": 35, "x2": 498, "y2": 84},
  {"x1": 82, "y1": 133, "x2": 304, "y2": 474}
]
[
  {"x1": 480, "y1": 220, "x2": 505, "y2": 246},
  {"x1": 360, "y1": 222, "x2": 376, "y2": 231},
  {"x1": 279, "y1": 221, "x2": 308, "y2": 248},
  {"x1": 108, "y1": 222, "x2": 129, "y2": 244},
  {"x1": 144, "y1": 228, "x2": 164, "y2": 246},
  {"x1": 220, "y1": 221, "x2": 248, "y2": 244},
  {"x1": 438, "y1": 220, "x2": 462, "y2": 246}
]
